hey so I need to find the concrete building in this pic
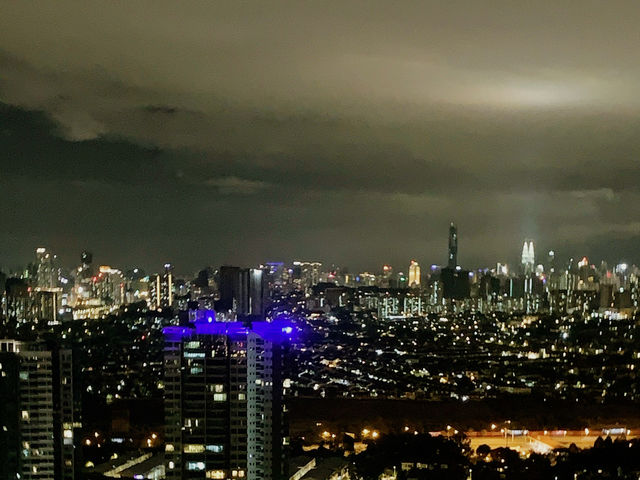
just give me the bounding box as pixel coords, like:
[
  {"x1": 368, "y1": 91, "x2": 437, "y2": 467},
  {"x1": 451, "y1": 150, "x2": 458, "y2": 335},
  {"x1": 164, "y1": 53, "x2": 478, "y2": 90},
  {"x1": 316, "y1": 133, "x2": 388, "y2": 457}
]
[{"x1": 163, "y1": 317, "x2": 293, "y2": 480}]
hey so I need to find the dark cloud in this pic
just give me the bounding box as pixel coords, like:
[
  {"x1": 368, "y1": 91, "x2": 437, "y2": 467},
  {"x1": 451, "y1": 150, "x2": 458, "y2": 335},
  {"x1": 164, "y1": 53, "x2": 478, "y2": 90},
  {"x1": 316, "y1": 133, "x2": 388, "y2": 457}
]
[{"x1": 1, "y1": 1, "x2": 640, "y2": 272}]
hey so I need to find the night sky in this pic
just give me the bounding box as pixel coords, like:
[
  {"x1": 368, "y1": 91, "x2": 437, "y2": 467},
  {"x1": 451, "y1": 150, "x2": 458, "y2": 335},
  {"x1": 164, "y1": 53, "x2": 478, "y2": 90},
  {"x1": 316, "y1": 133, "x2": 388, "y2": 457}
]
[{"x1": 2, "y1": 2, "x2": 640, "y2": 273}]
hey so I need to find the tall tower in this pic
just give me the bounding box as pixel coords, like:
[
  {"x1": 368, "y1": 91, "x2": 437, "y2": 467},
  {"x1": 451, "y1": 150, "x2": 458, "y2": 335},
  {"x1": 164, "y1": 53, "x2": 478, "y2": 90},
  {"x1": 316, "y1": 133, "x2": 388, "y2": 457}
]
[
  {"x1": 448, "y1": 223, "x2": 458, "y2": 269},
  {"x1": 408, "y1": 260, "x2": 421, "y2": 287},
  {"x1": 238, "y1": 268, "x2": 267, "y2": 320},
  {"x1": 163, "y1": 263, "x2": 174, "y2": 308},
  {"x1": 151, "y1": 264, "x2": 174, "y2": 310},
  {"x1": 521, "y1": 240, "x2": 535, "y2": 275}
]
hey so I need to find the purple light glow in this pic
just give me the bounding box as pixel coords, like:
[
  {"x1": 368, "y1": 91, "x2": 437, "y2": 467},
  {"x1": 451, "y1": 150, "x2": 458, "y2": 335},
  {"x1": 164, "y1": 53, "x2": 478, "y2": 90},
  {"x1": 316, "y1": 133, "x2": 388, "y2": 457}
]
[
  {"x1": 163, "y1": 312, "x2": 298, "y2": 343},
  {"x1": 251, "y1": 319, "x2": 297, "y2": 342},
  {"x1": 195, "y1": 321, "x2": 248, "y2": 337},
  {"x1": 163, "y1": 326, "x2": 195, "y2": 342}
]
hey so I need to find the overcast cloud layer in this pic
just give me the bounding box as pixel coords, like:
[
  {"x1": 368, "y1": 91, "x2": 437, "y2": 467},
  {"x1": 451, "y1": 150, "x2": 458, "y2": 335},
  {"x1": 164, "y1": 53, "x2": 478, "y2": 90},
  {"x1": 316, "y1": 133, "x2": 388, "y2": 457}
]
[{"x1": 1, "y1": 1, "x2": 640, "y2": 273}]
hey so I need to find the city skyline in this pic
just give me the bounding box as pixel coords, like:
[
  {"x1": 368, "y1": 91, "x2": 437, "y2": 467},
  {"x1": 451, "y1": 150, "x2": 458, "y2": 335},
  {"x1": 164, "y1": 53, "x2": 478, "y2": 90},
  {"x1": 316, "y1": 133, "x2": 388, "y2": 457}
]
[{"x1": 1, "y1": 233, "x2": 635, "y2": 277}]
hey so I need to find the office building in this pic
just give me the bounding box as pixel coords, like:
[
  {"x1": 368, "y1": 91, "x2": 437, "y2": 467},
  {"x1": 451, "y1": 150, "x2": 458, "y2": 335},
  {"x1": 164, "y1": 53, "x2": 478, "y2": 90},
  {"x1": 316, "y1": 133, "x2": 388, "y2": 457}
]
[
  {"x1": 215, "y1": 267, "x2": 267, "y2": 320},
  {"x1": 95, "y1": 266, "x2": 125, "y2": 307},
  {"x1": 35, "y1": 248, "x2": 57, "y2": 289},
  {"x1": 441, "y1": 267, "x2": 471, "y2": 300},
  {"x1": 408, "y1": 260, "x2": 421, "y2": 287},
  {"x1": 381, "y1": 265, "x2": 393, "y2": 288},
  {"x1": 163, "y1": 317, "x2": 292, "y2": 480},
  {"x1": 216, "y1": 266, "x2": 242, "y2": 313},
  {"x1": 291, "y1": 262, "x2": 321, "y2": 291},
  {"x1": 238, "y1": 268, "x2": 267, "y2": 320}
]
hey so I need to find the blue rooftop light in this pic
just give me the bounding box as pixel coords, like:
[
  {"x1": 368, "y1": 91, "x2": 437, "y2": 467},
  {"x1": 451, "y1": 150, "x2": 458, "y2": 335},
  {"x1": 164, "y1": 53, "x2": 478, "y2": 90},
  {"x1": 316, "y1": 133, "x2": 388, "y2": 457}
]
[
  {"x1": 195, "y1": 321, "x2": 247, "y2": 337},
  {"x1": 163, "y1": 310, "x2": 298, "y2": 343},
  {"x1": 163, "y1": 326, "x2": 195, "y2": 341},
  {"x1": 251, "y1": 319, "x2": 297, "y2": 343}
]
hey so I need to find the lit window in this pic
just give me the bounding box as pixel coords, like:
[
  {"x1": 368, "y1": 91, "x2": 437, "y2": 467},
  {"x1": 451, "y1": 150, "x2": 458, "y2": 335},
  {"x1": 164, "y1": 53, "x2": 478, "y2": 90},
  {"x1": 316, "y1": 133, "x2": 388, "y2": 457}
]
[
  {"x1": 165, "y1": 444, "x2": 175, "y2": 452},
  {"x1": 21, "y1": 411, "x2": 29, "y2": 420},
  {"x1": 213, "y1": 393, "x2": 227, "y2": 402},
  {"x1": 206, "y1": 471, "x2": 225, "y2": 479},
  {"x1": 184, "y1": 352, "x2": 205, "y2": 359},
  {"x1": 214, "y1": 384, "x2": 224, "y2": 393},
  {"x1": 238, "y1": 393, "x2": 246, "y2": 401},
  {"x1": 187, "y1": 461, "x2": 205, "y2": 471},
  {"x1": 184, "y1": 444, "x2": 205, "y2": 453},
  {"x1": 205, "y1": 444, "x2": 223, "y2": 453}
]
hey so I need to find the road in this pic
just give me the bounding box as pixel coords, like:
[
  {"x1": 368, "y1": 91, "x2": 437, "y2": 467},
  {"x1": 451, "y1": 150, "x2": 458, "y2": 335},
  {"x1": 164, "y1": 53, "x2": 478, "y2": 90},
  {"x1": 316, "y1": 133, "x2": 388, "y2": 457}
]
[{"x1": 465, "y1": 429, "x2": 637, "y2": 454}]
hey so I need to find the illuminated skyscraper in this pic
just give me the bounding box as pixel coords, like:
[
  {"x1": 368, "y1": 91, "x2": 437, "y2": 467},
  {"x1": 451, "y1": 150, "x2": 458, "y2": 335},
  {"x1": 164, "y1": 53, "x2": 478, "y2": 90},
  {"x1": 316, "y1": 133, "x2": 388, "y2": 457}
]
[
  {"x1": 34, "y1": 248, "x2": 62, "y2": 323},
  {"x1": 521, "y1": 240, "x2": 535, "y2": 276},
  {"x1": 291, "y1": 262, "x2": 322, "y2": 290},
  {"x1": 408, "y1": 260, "x2": 421, "y2": 287},
  {"x1": 150, "y1": 264, "x2": 174, "y2": 309},
  {"x1": 35, "y1": 248, "x2": 57, "y2": 289},
  {"x1": 381, "y1": 265, "x2": 393, "y2": 287},
  {"x1": 95, "y1": 266, "x2": 125, "y2": 307},
  {"x1": 448, "y1": 223, "x2": 458, "y2": 269}
]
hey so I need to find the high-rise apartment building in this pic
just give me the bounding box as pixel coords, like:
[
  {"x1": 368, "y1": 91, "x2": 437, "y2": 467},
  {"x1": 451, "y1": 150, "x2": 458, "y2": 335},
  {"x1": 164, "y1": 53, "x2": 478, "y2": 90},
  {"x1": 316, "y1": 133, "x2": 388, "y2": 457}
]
[
  {"x1": 33, "y1": 248, "x2": 62, "y2": 323},
  {"x1": 0, "y1": 340, "x2": 75, "y2": 480},
  {"x1": 150, "y1": 264, "x2": 174, "y2": 310},
  {"x1": 163, "y1": 317, "x2": 292, "y2": 480},
  {"x1": 291, "y1": 262, "x2": 321, "y2": 291}
]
